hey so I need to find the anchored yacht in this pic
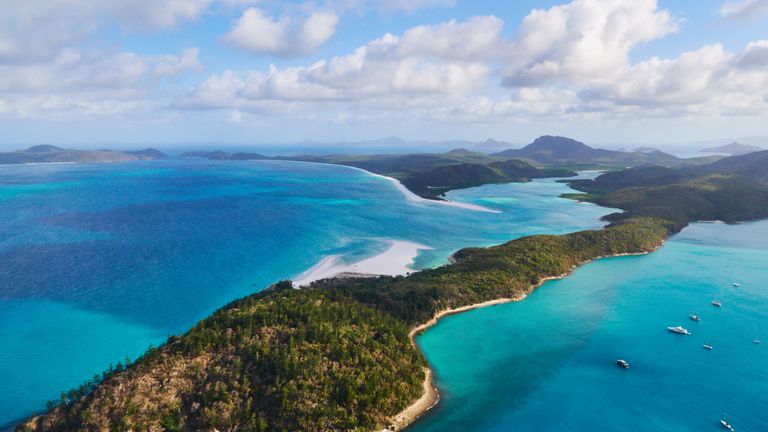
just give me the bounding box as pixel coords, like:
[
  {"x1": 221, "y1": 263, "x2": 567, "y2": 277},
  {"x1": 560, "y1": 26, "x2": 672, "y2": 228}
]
[{"x1": 667, "y1": 326, "x2": 691, "y2": 335}]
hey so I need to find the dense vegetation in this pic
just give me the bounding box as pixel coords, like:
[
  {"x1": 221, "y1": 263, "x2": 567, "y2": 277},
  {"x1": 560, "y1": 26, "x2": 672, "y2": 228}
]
[
  {"x1": 21, "y1": 150, "x2": 768, "y2": 432},
  {"x1": 566, "y1": 152, "x2": 768, "y2": 231}
]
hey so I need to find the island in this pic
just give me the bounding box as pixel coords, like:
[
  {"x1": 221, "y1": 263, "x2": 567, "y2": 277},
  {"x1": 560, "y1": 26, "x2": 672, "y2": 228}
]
[
  {"x1": 0, "y1": 145, "x2": 167, "y2": 165},
  {"x1": 699, "y1": 142, "x2": 764, "y2": 156},
  {"x1": 19, "y1": 145, "x2": 768, "y2": 432}
]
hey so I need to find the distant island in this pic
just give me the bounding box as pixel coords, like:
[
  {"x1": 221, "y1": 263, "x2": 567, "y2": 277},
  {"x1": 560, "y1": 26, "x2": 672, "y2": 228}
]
[
  {"x1": 182, "y1": 135, "x2": 720, "y2": 200},
  {"x1": 0, "y1": 145, "x2": 167, "y2": 165},
  {"x1": 20, "y1": 140, "x2": 768, "y2": 432},
  {"x1": 699, "y1": 142, "x2": 763, "y2": 156},
  {"x1": 183, "y1": 146, "x2": 575, "y2": 200}
]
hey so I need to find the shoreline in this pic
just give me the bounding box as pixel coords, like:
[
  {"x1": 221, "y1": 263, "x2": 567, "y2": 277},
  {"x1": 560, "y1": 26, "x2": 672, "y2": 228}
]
[
  {"x1": 292, "y1": 240, "x2": 432, "y2": 287},
  {"x1": 339, "y1": 165, "x2": 501, "y2": 214},
  {"x1": 386, "y1": 240, "x2": 666, "y2": 431}
]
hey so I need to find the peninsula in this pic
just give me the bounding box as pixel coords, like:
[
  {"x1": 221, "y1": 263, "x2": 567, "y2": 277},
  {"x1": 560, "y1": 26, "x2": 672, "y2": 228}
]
[{"x1": 19, "y1": 147, "x2": 768, "y2": 432}]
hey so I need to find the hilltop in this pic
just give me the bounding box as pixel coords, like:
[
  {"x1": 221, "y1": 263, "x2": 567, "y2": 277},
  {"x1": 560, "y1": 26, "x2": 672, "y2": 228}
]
[
  {"x1": 493, "y1": 135, "x2": 681, "y2": 167},
  {"x1": 699, "y1": 142, "x2": 763, "y2": 156}
]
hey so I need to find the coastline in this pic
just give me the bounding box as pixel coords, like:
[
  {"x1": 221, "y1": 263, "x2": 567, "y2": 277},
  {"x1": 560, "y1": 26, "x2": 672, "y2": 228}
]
[
  {"x1": 386, "y1": 240, "x2": 666, "y2": 431},
  {"x1": 340, "y1": 165, "x2": 501, "y2": 214},
  {"x1": 292, "y1": 240, "x2": 432, "y2": 287}
]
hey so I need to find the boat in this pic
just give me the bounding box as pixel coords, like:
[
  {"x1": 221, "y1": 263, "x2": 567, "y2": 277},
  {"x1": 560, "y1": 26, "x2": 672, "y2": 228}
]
[
  {"x1": 712, "y1": 300, "x2": 722, "y2": 307},
  {"x1": 754, "y1": 337, "x2": 761, "y2": 344},
  {"x1": 720, "y1": 417, "x2": 734, "y2": 430},
  {"x1": 667, "y1": 326, "x2": 691, "y2": 335},
  {"x1": 703, "y1": 344, "x2": 713, "y2": 350},
  {"x1": 732, "y1": 282, "x2": 741, "y2": 287},
  {"x1": 689, "y1": 313, "x2": 700, "y2": 321},
  {"x1": 616, "y1": 359, "x2": 629, "y2": 369}
]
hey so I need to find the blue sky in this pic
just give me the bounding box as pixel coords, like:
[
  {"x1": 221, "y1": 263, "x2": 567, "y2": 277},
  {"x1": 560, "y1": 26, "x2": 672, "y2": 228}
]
[{"x1": 1, "y1": 0, "x2": 767, "y2": 149}]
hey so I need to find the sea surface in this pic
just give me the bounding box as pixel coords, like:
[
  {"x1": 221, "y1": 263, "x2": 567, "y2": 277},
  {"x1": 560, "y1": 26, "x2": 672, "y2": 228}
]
[
  {"x1": 412, "y1": 220, "x2": 768, "y2": 432},
  {"x1": 0, "y1": 159, "x2": 611, "y2": 427}
]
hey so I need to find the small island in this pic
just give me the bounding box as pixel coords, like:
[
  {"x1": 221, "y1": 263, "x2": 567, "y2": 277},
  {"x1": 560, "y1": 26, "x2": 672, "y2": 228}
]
[{"x1": 0, "y1": 146, "x2": 167, "y2": 165}]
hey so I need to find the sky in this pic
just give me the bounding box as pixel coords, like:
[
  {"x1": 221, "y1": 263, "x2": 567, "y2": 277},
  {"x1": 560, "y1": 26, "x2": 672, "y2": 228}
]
[{"x1": 1, "y1": 0, "x2": 768, "y2": 149}]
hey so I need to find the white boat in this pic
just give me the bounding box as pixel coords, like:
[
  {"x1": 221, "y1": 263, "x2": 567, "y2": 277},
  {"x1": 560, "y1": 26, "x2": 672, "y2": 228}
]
[
  {"x1": 720, "y1": 418, "x2": 734, "y2": 430},
  {"x1": 754, "y1": 337, "x2": 761, "y2": 344},
  {"x1": 712, "y1": 300, "x2": 722, "y2": 307},
  {"x1": 616, "y1": 359, "x2": 629, "y2": 369},
  {"x1": 667, "y1": 326, "x2": 691, "y2": 335},
  {"x1": 690, "y1": 313, "x2": 700, "y2": 321},
  {"x1": 703, "y1": 344, "x2": 713, "y2": 350},
  {"x1": 732, "y1": 282, "x2": 741, "y2": 287}
]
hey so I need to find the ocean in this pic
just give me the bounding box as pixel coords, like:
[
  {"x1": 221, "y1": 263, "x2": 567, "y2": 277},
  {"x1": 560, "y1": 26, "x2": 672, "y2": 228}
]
[
  {"x1": 0, "y1": 159, "x2": 610, "y2": 427},
  {"x1": 411, "y1": 220, "x2": 768, "y2": 432}
]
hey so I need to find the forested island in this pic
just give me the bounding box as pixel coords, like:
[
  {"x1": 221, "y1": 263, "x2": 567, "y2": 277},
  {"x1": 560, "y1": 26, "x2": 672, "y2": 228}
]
[
  {"x1": 19, "y1": 147, "x2": 768, "y2": 432},
  {"x1": 0, "y1": 146, "x2": 167, "y2": 164}
]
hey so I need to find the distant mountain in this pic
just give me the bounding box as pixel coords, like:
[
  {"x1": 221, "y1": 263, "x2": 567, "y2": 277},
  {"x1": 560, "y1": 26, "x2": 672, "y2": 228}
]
[
  {"x1": 0, "y1": 146, "x2": 167, "y2": 165},
  {"x1": 699, "y1": 142, "x2": 763, "y2": 156},
  {"x1": 493, "y1": 135, "x2": 681, "y2": 166},
  {"x1": 634, "y1": 146, "x2": 662, "y2": 153}
]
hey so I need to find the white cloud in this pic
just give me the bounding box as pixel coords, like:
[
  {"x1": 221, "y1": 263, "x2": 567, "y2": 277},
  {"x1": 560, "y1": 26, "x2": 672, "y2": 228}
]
[
  {"x1": 0, "y1": 0, "x2": 213, "y2": 63},
  {"x1": 719, "y1": 0, "x2": 768, "y2": 20},
  {"x1": 502, "y1": 0, "x2": 677, "y2": 87},
  {"x1": 224, "y1": 8, "x2": 338, "y2": 56},
  {"x1": 154, "y1": 48, "x2": 203, "y2": 76},
  {"x1": 395, "y1": 16, "x2": 504, "y2": 61},
  {"x1": 190, "y1": 16, "x2": 498, "y2": 110},
  {"x1": 0, "y1": 48, "x2": 202, "y2": 119},
  {"x1": 378, "y1": 0, "x2": 456, "y2": 13}
]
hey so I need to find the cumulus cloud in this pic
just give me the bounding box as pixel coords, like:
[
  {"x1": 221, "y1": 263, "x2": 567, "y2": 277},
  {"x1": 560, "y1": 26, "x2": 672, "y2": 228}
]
[
  {"x1": 0, "y1": 0, "x2": 212, "y2": 63},
  {"x1": 719, "y1": 0, "x2": 768, "y2": 20},
  {"x1": 224, "y1": 8, "x2": 338, "y2": 56},
  {"x1": 0, "y1": 48, "x2": 202, "y2": 119},
  {"x1": 3, "y1": 0, "x2": 768, "y2": 128},
  {"x1": 395, "y1": 16, "x2": 504, "y2": 61},
  {"x1": 189, "y1": 16, "x2": 501, "y2": 110},
  {"x1": 502, "y1": 0, "x2": 677, "y2": 87}
]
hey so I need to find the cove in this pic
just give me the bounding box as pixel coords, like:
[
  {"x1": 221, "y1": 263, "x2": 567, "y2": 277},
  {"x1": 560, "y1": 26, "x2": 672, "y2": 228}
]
[{"x1": 411, "y1": 220, "x2": 768, "y2": 432}]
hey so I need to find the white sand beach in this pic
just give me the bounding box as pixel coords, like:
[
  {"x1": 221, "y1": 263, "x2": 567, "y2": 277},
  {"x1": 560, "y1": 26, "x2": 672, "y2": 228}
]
[
  {"x1": 292, "y1": 240, "x2": 432, "y2": 287},
  {"x1": 338, "y1": 165, "x2": 500, "y2": 213}
]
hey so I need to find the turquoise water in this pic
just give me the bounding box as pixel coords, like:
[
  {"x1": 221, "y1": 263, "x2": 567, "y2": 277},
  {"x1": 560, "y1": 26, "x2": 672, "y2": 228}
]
[
  {"x1": 412, "y1": 221, "x2": 768, "y2": 432},
  {"x1": 0, "y1": 160, "x2": 611, "y2": 426}
]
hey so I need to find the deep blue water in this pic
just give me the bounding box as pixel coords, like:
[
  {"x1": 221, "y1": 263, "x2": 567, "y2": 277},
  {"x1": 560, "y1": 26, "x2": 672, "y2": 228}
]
[
  {"x1": 0, "y1": 159, "x2": 611, "y2": 426},
  {"x1": 412, "y1": 221, "x2": 768, "y2": 432}
]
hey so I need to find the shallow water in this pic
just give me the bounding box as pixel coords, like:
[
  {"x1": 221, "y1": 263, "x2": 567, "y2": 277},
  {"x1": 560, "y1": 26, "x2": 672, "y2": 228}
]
[
  {"x1": 0, "y1": 159, "x2": 610, "y2": 426},
  {"x1": 412, "y1": 221, "x2": 768, "y2": 432}
]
